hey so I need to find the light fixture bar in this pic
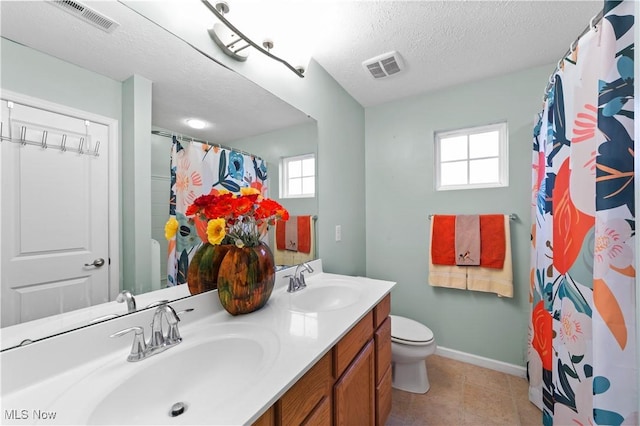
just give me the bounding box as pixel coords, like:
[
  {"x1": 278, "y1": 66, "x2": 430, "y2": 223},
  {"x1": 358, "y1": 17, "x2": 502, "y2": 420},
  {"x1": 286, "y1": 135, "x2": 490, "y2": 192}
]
[{"x1": 201, "y1": 0, "x2": 305, "y2": 78}]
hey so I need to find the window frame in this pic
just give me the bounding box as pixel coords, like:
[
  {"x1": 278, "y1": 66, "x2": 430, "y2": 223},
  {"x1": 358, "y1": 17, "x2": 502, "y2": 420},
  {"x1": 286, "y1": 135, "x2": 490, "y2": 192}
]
[
  {"x1": 434, "y1": 122, "x2": 509, "y2": 191},
  {"x1": 279, "y1": 153, "x2": 316, "y2": 199}
]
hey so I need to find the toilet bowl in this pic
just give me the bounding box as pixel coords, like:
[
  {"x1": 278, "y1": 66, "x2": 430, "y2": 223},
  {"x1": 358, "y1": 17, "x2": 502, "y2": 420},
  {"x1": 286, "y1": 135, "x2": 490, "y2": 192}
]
[{"x1": 390, "y1": 315, "x2": 436, "y2": 394}]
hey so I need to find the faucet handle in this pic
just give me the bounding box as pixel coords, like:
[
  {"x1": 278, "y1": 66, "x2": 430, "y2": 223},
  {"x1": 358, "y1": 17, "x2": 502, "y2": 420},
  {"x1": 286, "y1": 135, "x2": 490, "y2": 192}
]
[
  {"x1": 284, "y1": 275, "x2": 297, "y2": 293},
  {"x1": 110, "y1": 326, "x2": 147, "y2": 362},
  {"x1": 166, "y1": 308, "x2": 193, "y2": 346}
]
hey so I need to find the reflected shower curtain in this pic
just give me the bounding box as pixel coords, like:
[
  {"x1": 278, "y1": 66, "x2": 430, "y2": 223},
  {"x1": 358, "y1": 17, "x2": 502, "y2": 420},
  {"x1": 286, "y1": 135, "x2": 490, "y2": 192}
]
[
  {"x1": 528, "y1": 1, "x2": 636, "y2": 425},
  {"x1": 166, "y1": 137, "x2": 268, "y2": 286}
]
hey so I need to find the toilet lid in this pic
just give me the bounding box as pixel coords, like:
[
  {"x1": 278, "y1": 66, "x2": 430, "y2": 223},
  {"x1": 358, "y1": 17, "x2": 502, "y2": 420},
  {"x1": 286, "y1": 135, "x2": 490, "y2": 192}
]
[{"x1": 390, "y1": 315, "x2": 434, "y2": 344}]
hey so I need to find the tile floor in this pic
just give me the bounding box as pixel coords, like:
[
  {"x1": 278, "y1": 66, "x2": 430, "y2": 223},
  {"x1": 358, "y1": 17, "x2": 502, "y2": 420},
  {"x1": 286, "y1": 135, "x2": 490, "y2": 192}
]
[{"x1": 386, "y1": 355, "x2": 542, "y2": 426}]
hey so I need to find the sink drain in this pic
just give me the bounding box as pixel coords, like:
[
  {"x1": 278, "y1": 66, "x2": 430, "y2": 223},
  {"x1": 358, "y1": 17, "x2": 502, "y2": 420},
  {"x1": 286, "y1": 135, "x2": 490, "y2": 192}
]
[{"x1": 170, "y1": 402, "x2": 187, "y2": 417}]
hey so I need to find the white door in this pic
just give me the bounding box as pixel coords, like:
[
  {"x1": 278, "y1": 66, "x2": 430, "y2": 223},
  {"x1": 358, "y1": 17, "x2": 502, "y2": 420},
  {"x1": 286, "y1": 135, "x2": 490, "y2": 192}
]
[{"x1": 1, "y1": 99, "x2": 110, "y2": 327}]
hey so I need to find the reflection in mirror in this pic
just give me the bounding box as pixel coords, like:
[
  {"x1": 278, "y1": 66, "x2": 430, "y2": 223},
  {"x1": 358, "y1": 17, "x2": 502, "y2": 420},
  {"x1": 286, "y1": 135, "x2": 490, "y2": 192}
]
[{"x1": 0, "y1": 1, "x2": 317, "y2": 350}]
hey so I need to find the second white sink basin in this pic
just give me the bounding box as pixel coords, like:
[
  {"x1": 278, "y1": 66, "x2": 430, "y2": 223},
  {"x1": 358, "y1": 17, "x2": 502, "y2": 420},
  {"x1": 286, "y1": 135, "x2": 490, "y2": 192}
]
[{"x1": 280, "y1": 279, "x2": 362, "y2": 312}]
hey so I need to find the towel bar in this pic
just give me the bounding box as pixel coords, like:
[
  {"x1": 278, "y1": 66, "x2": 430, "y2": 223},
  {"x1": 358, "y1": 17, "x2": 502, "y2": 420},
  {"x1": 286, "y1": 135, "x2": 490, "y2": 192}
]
[{"x1": 428, "y1": 213, "x2": 518, "y2": 221}]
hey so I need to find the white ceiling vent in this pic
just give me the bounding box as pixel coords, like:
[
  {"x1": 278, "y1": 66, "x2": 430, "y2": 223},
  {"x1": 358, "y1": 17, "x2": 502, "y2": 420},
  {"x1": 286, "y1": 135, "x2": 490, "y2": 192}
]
[
  {"x1": 49, "y1": 0, "x2": 120, "y2": 33},
  {"x1": 362, "y1": 51, "x2": 404, "y2": 79}
]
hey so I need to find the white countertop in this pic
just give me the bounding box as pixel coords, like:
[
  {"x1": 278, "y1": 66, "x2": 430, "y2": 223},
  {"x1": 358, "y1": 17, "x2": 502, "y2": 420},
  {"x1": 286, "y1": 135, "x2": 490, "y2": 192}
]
[{"x1": 0, "y1": 260, "x2": 395, "y2": 425}]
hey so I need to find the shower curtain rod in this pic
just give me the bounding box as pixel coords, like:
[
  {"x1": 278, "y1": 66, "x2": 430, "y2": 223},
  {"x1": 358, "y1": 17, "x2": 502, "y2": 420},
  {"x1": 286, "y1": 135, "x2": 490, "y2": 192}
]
[
  {"x1": 543, "y1": 9, "x2": 604, "y2": 100},
  {"x1": 151, "y1": 130, "x2": 263, "y2": 160}
]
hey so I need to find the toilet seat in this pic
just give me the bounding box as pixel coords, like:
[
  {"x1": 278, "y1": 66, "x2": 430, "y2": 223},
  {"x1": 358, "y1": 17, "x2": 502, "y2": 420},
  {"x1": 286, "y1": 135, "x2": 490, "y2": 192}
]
[{"x1": 390, "y1": 315, "x2": 434, "y2": 346}]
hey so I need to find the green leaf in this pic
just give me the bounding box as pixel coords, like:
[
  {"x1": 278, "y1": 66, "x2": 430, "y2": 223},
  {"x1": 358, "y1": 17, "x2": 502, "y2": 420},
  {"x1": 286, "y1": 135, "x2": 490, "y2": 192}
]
[
  {"x1": 558, "y1": 275, "x2": 592, "y2": 316},
  {"x1": 221, "y1": 179, "x2": 240, "y2": 192},
  {"x1": 593, "y1": 408, "x2": 624, "y2": 426},
  {"x1": 177, "y1": 250, "x2": 189, "y2": 285},
  {"x1": 218, "y1": 150, "x2": 227, "y2": 183},
  {"x1": 593, "y1": 376, "x2": 611, "y2": 395},
  {"x1": 571, "y1": 354, "x2": 584, "y2": 364},
  {"x1": 562, "y1": 363, "x2": 578, "y2": 379}
]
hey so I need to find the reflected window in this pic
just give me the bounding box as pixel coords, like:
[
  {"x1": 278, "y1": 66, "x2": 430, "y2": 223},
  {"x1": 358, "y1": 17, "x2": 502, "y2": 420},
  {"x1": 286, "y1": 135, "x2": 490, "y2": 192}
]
[
  {"x1": 435, "y1": 122, "x2": 508, "y2": 191},
  {"x1": 281, "y1": 153, "x2": 315, "y2": 198}
]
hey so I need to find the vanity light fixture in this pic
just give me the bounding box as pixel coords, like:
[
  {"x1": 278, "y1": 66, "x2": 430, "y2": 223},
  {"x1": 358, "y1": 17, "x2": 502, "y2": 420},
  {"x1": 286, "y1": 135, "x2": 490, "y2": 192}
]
[
  {"x1": 186, "y1": 119, "x2": 207, "y2": 130},
  {"x1": 202, "y1": 0, "x2": 305, "y2": 78}
]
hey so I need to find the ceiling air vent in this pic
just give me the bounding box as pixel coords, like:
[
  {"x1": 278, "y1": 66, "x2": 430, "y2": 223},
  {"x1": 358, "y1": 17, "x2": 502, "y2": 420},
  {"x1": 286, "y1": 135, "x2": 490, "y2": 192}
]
[
  {"x1": 49, "y1": 0, "x2": 120, "y2": 33},
  {"x1": 362, "y1": 51, "x2": 404, "y2": 79}
]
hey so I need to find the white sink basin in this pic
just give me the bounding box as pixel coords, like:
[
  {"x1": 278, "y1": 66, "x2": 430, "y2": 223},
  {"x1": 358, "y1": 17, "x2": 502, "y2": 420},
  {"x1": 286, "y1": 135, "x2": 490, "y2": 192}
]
[
  {"x1": 279, "y1": 279, "x2": 362, "y2": 312},
  {"x1": 48, "y1": 323, "x2": 279, "y2": 425}
]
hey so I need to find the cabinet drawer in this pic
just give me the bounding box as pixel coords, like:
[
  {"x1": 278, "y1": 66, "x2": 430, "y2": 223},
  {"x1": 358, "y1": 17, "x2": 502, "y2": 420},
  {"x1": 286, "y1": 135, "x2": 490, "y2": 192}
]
[
  {"x1": 375, "y1": 366, "x2": 392, "y2": 426},
  {"x1": 279, "y1": 350, "x2": 333, "y2": 426},
  {"x1": 374, "y1": 316, "x2": 391, "y2": 384},
  {"x1": 334, "y1": 311, "x2": 374, "y2": 378},
  {"x1": 373, "y1": 294, "x2": 391, "y2": 329}
]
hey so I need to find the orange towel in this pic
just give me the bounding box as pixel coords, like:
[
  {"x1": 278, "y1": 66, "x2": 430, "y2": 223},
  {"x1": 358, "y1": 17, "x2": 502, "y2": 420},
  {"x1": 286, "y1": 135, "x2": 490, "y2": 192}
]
[
  {"x1": 479, "y1": 214, "x2": 506, "y2": 269},
  {"x1": 275, "y1": 216, "x2": 312, "y2": 254},
  {"x1": 276, "y1": 219, "x2": 286, "y2": 251},
  {"x1": 431, "y1": 215, "x2": 456, "y2": 265},
  {"x1": 297, "y1": 216, "x2": 311, "y2": 254}
]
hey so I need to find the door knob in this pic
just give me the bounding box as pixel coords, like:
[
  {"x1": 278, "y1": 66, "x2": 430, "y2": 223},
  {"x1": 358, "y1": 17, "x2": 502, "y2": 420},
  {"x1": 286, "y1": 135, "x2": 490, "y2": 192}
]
[{"x1": 84, "y1": 258, "x2": 105, "y2": 268}]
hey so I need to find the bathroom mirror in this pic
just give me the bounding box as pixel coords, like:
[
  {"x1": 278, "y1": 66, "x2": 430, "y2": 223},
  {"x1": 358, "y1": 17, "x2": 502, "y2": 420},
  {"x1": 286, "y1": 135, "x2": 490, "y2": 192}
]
[{"x1": 0, "y1": 0, "x2": 318, "y2": 349}]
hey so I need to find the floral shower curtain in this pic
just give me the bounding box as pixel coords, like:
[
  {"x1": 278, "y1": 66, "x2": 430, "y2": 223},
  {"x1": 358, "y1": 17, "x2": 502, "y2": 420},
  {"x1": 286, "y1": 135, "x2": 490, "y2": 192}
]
[
  {"x1": 166, "y1": 137, "x2": 268, "y2": 286},
  {"x1": 528, "y1": 1, "x2": 636, "y2": 425}
]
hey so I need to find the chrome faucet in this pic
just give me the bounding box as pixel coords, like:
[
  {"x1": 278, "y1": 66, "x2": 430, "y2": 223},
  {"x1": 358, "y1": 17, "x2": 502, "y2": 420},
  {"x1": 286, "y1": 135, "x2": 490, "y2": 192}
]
[
  {"x1": 111, "y1": 303, "x2": 192, "y2": 362},
  {"x1": 286, "y1": 262, "x2": 314, "y2": 293},
  {"x1": 116, "y1": 290, "x2": 137, "y2": 313}
]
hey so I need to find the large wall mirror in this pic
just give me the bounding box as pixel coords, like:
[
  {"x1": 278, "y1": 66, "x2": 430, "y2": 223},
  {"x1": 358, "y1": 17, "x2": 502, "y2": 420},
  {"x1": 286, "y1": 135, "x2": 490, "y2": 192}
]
[{"x1": 0, "y1": 1, "x2": 318, "y2": 350}]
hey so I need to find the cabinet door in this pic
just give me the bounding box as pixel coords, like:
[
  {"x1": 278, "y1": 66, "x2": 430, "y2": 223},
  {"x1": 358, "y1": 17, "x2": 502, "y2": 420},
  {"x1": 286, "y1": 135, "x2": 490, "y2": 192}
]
[
  {"x1": 279, "y1": 351, "x2": 333, "y2": 425},
  {"x1": 334, "y1": 340, "x2": 375, "y2": 426}
]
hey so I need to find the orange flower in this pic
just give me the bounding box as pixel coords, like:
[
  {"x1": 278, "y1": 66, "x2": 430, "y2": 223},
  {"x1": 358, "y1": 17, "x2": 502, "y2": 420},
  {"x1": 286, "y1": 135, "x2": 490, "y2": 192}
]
[
  {"x1": 531, "y1": 301, "x2": 553, "y2": 371},
  {"x1": 182, "y1": 187, "x2": 289, "y2": 247}
]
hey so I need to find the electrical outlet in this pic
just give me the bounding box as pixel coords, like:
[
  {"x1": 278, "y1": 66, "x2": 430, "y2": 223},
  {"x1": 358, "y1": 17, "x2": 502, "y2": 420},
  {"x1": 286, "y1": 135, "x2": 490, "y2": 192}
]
[{"x1": 335, "y1": 225, "x2": 342, "y2": 242}]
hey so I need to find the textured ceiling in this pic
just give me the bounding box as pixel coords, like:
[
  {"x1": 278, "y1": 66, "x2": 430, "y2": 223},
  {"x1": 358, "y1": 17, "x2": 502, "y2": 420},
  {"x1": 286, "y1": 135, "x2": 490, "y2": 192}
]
[
  {"x1": 227, "y1": 0, "x2": 603, "y2": 107},
  {"x1": 1, "y1": 0, "x2": 603, "y2": 140},
  {"x1": 0, "y1": 1, "x2": 312, "y2": 143}
]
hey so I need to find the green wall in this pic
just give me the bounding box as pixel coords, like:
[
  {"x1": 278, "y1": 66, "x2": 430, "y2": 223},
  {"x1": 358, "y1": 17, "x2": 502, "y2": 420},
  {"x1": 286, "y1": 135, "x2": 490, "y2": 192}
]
[
  {"x1": 231, "y1": 121, "x2": 318, "y2": 217},
  {"x1": 364, "y1": 65, "x2": 552, "y2": 366},
  {"x1": 0, "y1": 38, "x2": 122, "y2": 125}
]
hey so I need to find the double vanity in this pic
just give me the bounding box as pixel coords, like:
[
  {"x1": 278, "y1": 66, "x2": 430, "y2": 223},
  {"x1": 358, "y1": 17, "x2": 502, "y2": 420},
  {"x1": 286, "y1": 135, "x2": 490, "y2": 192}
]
[{"x1": 0, "y1": 259, "x2": 395, "y2": 425}]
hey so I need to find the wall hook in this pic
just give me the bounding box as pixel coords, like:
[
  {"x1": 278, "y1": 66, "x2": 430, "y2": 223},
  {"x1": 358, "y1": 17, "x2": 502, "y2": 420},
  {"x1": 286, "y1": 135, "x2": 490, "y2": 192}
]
[
  {"x1": 20, "y1": 126, "x2": 27, "y2": 145},
  {"x1": 61, "y1": 134, "x2": 67, "y2": 152},
  {"x1": 78, "y1": 137, "x2": 85, "y2": 154},
  {"x1": 41, "y1": 130, "x2": 48, "y2": 149},
  {"x1": 94, "y1": 140, "x2": 100, "y2": 156}
]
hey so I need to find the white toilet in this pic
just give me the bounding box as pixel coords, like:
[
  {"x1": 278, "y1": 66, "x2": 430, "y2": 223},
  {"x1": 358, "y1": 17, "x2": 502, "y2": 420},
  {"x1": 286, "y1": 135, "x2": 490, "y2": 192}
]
[{"x1": 390, "y1": 315, "x2": 437, "y2": 394}]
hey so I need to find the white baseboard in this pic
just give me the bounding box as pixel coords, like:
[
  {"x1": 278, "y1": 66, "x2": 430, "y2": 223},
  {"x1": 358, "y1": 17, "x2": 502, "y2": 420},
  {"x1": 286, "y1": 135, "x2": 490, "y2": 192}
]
[{"x1": 435, "y1": 346, "x2": 527, "y2": 378}]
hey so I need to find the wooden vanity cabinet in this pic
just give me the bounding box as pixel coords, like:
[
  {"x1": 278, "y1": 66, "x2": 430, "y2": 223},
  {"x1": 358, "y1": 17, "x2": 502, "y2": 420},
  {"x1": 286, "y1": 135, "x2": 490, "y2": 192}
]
[{"x1": 253, "y1": 294, "x2": 392, "y2": 426}]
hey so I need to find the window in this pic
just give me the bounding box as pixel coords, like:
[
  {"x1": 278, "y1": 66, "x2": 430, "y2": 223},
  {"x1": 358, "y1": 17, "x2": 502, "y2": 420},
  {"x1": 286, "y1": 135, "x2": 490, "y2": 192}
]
[
  {"x1": 280, "y1": 153, "x2": 315, "y2": 198},
  {"x1": 435, "y1": 122, "x2": 508, "y2": 191}
]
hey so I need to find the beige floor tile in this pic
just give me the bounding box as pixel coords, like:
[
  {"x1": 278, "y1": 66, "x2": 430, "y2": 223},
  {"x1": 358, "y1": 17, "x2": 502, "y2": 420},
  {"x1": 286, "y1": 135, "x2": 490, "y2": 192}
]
[
  {"x1": 390, "y1": 388, "x2": 415, "y2": 419},
  {"x1": 515, "y1": 398, "x2": 542, "y2": 426},
  {"x1": 462, "y1": 382, "x2": 518, "y2": 424},
  {"x1": 462, "y1": 363, "x2": 511, "y2": 393},
  {"x1": 389, "y1": 356, "x2": 543, "y2": 426},
  {"x1": 427, "y1": 355, "x2": 468, "y2": 379},
  {"x1": 507, "y1": 374, "x2": 530, "y2": 398},
  {"x1": 461, "y1": 410, "x2": 518, "y2": 426},
  {"x1": 410, "y1": 393, "x2": 463, "y2": 426}
]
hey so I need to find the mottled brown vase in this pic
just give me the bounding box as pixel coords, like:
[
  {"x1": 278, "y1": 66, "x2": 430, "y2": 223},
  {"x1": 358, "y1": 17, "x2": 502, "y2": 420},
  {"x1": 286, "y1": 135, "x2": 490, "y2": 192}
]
[
  {"x1": 216, "y1": 243, "x2": 275, "y2": 315},
  {"x1": 186, "y1": 244, "x2": 232, "y2": 295}
]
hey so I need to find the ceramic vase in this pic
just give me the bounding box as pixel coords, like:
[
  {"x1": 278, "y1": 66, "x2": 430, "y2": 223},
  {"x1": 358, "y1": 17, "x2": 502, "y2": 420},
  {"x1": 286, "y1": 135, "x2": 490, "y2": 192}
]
[{"x1": 216, "y1": 242, "x2": 275, "y2": 315}]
